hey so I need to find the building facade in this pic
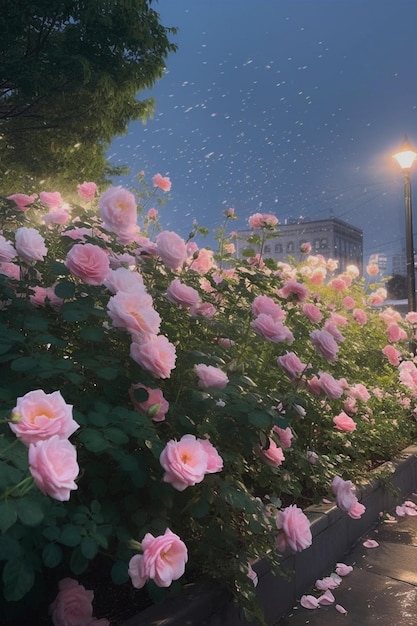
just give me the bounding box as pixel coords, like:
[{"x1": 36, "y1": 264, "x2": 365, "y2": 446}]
[{"x1": 236, "y1": 217, "x2": 363, "y2": 273}]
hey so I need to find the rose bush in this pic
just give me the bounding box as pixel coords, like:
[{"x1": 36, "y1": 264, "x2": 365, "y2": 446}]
[{"x1": 1, "y1": 175, "x2": 417, "y2": 625}]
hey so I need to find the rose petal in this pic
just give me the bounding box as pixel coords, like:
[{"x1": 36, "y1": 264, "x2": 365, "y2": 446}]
[
  {"x1": 404, "y1": 500, "x2": 417, "y2": 509},
  {"x1": 315, "y1": 575, "x2": 341, "y2": 590},
  {"x1": 300, "y1": 594, "x2": 321, "y2": 609},
  {"x1": 318, "y1": 589, "x2": 335, "y2": 605},
  {"x1": 336, "y1": 604, "x2": 348, "y2": 614},
  {"x1": 363, "y1": 539, "x2": 379, "y2": 548},
  {"x1": 335, "y1": 563, "x2": 353, "y2": 576},
  {"x1": 396, "y1": 505, "x2": 406, "y2": 517},
  {"x1": 403, "y1": 506, "x2": 417, "y2": 516},
  {"x1": 322, "y1": 498, "x2": 333, "y2": 504}
]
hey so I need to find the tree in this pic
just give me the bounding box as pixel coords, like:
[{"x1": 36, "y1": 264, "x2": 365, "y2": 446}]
[{"x1": 0, "y1": 0, "x2": 177, "y2": 190}]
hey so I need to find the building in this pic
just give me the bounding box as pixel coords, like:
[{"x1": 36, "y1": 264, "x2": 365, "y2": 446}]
[{"x1": 235, "y1": 217, "x2": 363, "y2": 272}]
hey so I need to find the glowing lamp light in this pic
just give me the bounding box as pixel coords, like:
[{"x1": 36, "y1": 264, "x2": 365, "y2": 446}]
[{"x1": 393, "y1": 136, "x2": 417, "y2": 170}]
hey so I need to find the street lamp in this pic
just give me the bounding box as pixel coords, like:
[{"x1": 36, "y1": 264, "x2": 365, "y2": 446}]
[{"x1": 393, "y1": 135, "x2": 417, "y2": 313}]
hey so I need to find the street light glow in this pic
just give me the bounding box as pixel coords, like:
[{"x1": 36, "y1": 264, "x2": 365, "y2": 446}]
[{"x1": 393, "y1": 136, "x2": 417, "y2": 169}]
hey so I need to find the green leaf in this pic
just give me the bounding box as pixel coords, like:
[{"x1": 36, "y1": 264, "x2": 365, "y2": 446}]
[
  {"x1": 111, "y1": 560, "x2": 129, "y2": 584},
  {"x1": 10, "y1": 356, "x2": 38, "y2": 372},
  {"x1": 69, "y1": 547, "x2": 89, "y2": 575},
  {"x1": 2, "y1": 559, "x2": 34, "y2": 601},
  {"x1": 190, "y1": 498, "x2": 210, "y2": 518},
  {"x1": 61, "y1": 304, "x2": 89, "y2": 322},
  {"x1": 43, "y1": 525, "x2": 61, "y2": 541},
  {"x1": 104, "y1": 427, "x2": 129, "y2": 445},
  {"x1": 16, "y1": 498, "x2": 44, "y2": 526},
  {"x1": 0, "y1": 501, "x2": 17, "y2": 532},
  {"x1": 80, "y1": 537, "x2": 99, "y2": 560},
  {"x1": 0, "y1": 535, "x2": 23, "y2": 561},
  {"x1": 248, "y1": 410, "x2": 272, "y2": 429},
  {"x1": 80, "y1": 326, "x2": 105, "y2": 342},
  {"x1": 78, "y1": 429, "x2": 109, "y2": 453},
  {"x1": 23, "y1": 315, "x2": 49, "y2": 331},
  {"x1": 54, "y1": 280, "x2": 76, "y2": 299},
  {"x1": 96, "y1": 367, "x2": 119, "y2": 380},
  {"x1": 49, "y1": 261, "x2": 70, "y2": 276},
  {"x1": 60, "y1": 524, "x2": 82, "y2": 547},
  {"x1": 42, "y1": 543, "x2": 63, "y2": 568}
]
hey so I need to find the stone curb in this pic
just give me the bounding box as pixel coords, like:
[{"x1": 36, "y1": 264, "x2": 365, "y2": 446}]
[{"x1": 121, "y1": 444, "x2": 417, "y2": 626}]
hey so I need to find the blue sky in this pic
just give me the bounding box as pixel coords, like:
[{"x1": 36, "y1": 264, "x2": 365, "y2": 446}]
[{"x1": 109, "y1": 0, "x2": 417, "y2": 268}]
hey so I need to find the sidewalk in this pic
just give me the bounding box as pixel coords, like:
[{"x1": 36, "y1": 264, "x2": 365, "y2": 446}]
[{"x1": 276, "y1": 495, "x2": 417, "y2": 626}]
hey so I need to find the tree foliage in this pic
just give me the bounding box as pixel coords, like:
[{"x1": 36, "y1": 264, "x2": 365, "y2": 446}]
[{"x1": 0, "y1": 0, "x2": 177, "y2": 190}]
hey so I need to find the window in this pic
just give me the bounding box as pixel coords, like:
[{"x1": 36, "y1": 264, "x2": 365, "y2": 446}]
[
  {"x1": 320, "y1": 238, "x2": 327, "y2": 249},
  {"x1": 287, "y1": 241, "x2": 294, "y2": 253},
  {"x1": 275, "y1": 243, "x2": 283, "y2": 254}
]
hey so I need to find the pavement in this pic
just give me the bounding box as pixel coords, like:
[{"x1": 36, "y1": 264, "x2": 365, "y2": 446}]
[{"x1": 276, "y1": 495, "x2": 417, "y2": 626}]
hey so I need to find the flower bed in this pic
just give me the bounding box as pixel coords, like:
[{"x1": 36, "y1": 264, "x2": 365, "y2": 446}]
[{"x1": 1, "y1": 176, "x2": 417, "y2": 625}]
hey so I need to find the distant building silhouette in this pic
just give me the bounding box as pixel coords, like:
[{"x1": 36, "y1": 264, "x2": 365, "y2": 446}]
[{"x1": 236, "y1": 217, "x2": 363, "y2": 273}]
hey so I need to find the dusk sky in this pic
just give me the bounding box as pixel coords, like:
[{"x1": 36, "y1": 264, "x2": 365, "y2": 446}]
[{"x1": 109, "y1": 0, "x2": 417, "y2": 270}]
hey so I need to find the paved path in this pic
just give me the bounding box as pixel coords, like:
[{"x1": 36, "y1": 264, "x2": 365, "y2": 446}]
[{"x1": 276, "y1": 496, "x2": 417, "y2": 626}]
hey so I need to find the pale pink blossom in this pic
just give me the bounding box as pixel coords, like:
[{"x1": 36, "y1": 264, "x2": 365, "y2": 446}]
[
  {"x1": 379, "y1": 307, "x2": 402, "y2": 326},
  {"x1": 42, "y1": 208, "x2": 71, "y2": 226},
  {"x1": 108, "y1": 291, "x2": 160, "y2": 338},
  {"x1": 129, "y1": 383, "x2": 169, "y2": 422},
  {"x1": 39, "y1": 191, "x2": 63, "y2": 209},
  {"x1": 128, "y1": 528, "x2": 187, "y2": 589},
  {"x1": 0, "y1": 235, "x2": 16, "y2": 263},
  {"x1": 166, "y1": 278, "x2": 201, "y2": 308},
  {"x1": 0, "y1": 262, "x2": 20, "y2": 280},
  {"x1": 29, "y1": 436, "x2": 79, "y2": 501},
  {"x1": 353, "y1": 308, "x2": 368, "y2": 325},
  {"x1": 346, "y1": 264, "x2": 360, "y2": 278},
  {"x1": 348, "y1": 499, "x2": 366, "y2": 519},
  {"x1": 7, "y1": 193, "x2": 37, "y2": 211},
  {"x1": 368, "y1": 292, "x2": 384, "y2": 306},
  {"x1": 310, "y1": 329, "x2": 339, "y2": 361},
  {"x1": 329, "y1": 312, "x2": 348, "y2": 326},
  {"x1": 189, "y1": 248, "x2": 215, "y2": 274},
  {"x1": 225, "y1": 207, "x2": 235, "y2": 217},
  {"x1": 248, "y1": 212, "x2": 278, "y2": 228},
  {"x1": 30, "y1": 286, "x2": 64, "y2": 308},
  {"x1": 10, "y1": 389, "x2": 79, "y2": 446},
  {"x1": 104, "y1": 267, "x2": 145, "y2": 294},
  {"x1": 160, "y1": 435, "x2": 209, "y2": 490},
  {"x1": 66, "y1": 243, "x2": 110, "y2": 285},
  {"x1": 323, "y1": 320, "x2": 345, "y2": 343},
  {"x1": 276, "y1": 505, "x2": 312, "y2": 552},
  {"x1": 326, "y1": 258, "x2": 339, "y2": 272},
  {"x1": 310, "y1": 267, "x2": 327, "y2": 284},
  {"x1": 307, "y1": 450, "x2": 319, "y2": 464},
  {"x1": 152, "y1": 173, "x2": 172, "y2": 192},
  {"x1": 147, "y1": 207, "x2": 158, "y2": 220},
  {"x1": 155, "y1": 231, "x2": 188, "y2": 271},
  {"x1": 302, "y1": 303, "x2": 323, "y2": 324},
  {"x1": 333, "y1": 412, "x2": 356, "y2": 432},
  {"x1": 331, "y1": 476, "x2": 357, "y2": 512},
  {"x1": 348, "y1": 383, "x2": 371, "y2": 402},
  {"x1": 366, "y1": 263, "x2": 379, "y2": 276},
  {"x1": 199, "y1": 438, "x2": 223, "y2": 473},
  {"x1": 317, "y1": 372, "x2": 344, "y2": 399},
  {"x1": 328, "y1": 277, "x2": 347, "y2": 291},
  {"x1": 342, "y1": 296, "x2": 355, "y2": 309},
  {"x1": 399, "y1": 360, "x2": 417, "y2": 394},
  {"x1": 343, "y1": 396, "x2": 358, "y2": 415},
  {"x1": 307, "y1": 375, "x2": 322, "y2": 395},
  {"x1": 363, "y1": 539, "x2": 379, "y2": 548},
  {"x1": 406, "y1": 311, "x2": 417, "y2": 325},
  {"x1": 300, "y1": 242, "x2": 312, "y2": 254},
  {"x1": 252, "y1": 295, "x2": 286, "y2": 321},
  {"x1": 15, "y1": 227, "x2": 47, "y2": 262},
  {"x1": 251, "y1": 314, "x2": 294, "y2": 344},
  {"x1": 190, "y1": 302, "x2": 217, "y2": 318},
  {"x1": 77, "y1": 182, "x2": 97, "y2": 201},
  {"x1": 217, "y1": 337, "x2": 235, "y2": 348},
  {"x1": 49, "y1": 578, "x2": 94, "y2": 626},
  {"x1": 279, "y1": 279, "x2": 309, "y2": 302},
  {"x1": 99, "y1": 186, "x2": 138, "y2": 237},
  {"x1": 195, "y1": 364, "x2": 229, "y2": 389},
  {"x1": 130, "y1": 334, "x2": 176, "y2": 379},
  {"x1": 278, "y1": 352, "x2": 308, "y2": 380},
  {"x1": 63, "y1": 226, "x2": 91, "y2": 241},
  {"x1": 386, "y1": 323, "x2": 407, "y2": 342},
  {"x1": 224, "y1": 243, "x2": 235, "y2": 254},
  {"x1": 273, "y1": 426, "x2": 293, "y2": 449},
  {"x1": 259, "y1": 438, "x2": 285, "y2": 467}
]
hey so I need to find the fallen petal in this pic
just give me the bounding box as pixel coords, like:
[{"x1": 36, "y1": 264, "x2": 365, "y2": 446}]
[
  {"x1": 318, "y1": 590, "x2": 335, "y2": 605},
  {"x1": 300, "y1": 594, "x2": 321, "y2": 609},
  {"x1": 403, "y1": 506, "x2": 417, "y2": 516},
  {"x1": 322, "y1": 498, "x2": 333, "y2": 504},
  {"x1": 336, "y1": 604, "x2": 348, "y2": 614},
  {"x1": 396, "y1": 505, "x2": 406, "y2": 517},
  {"x1": 404, "y1": 500, "x2": 417, "y2": 509},
  {"x1": 336, "y1": 563, "x2": 353, "y2": 576},
  {"x1": 363, "y1": 539, "x2": 379, "y2": 548},
  {"x1": 315, "y1": 576, "x2": 340, "y2": 590}
]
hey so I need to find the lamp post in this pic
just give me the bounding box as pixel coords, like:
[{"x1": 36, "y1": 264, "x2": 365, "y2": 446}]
[{"x1": 393, "y1": 135, "x2": 417, "y2": 313}]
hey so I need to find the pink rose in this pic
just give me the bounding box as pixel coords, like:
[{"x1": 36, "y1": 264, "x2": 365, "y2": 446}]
[
  {"x1": 333, "y1": 412, "x2": 356, "y2": 432},
  {"x1": 189, "y1": 248, "x2": 215, "y2": 274},
  {"x1": 277, "y1": 352, "x2": 308, "y2": 380},
  {"x1": 39, "y1": 191, "x2": 63, "y2": 209},
  {"x1": 152, "y1": 173, "x2": 172, "y2": 192},
  {"x1": 155, "y1": 231, "x2": 188, "y2": 271},
  {"x1": 49, "y1": 578, "x2": 94, "y2": 626},
  {"x1": 310, "y1": 329, "x2": 339, "y2": 361},
  {"x1": 15, "y1": 227, "x2": 47, "y2": 261},
  {"x1": 42, "y1": 209, "x2": 71, "y2": 226},
  {"x1": 104, "y1": 267, "x2": 145, "y2": 294},
  {"x1": 353, "y1": 308, "x2": 367, "y2": 325},
  {"x1": 317, "y1": 372, "x2": 344, "y2": 398},
  {"x1": 166, "y1": 278, "x2": 201, "y2": 308},
  {"x1": 0, "y1": 234, "x2": 16, "y2": 263},
  {"x1": 194, "y1": 364, "x2": 229, "y2": 389},
  {"x1": 251, "y1": 314, "x2": 294, "y2": 344},
  {"x1": 386, "y1": 323, "x2": 407, "y2": 342},
  {"x1": 331, "y1": 476, "x2": 356, "y2": 512},
  {"x1": 107, "y1": 290, "x2": 160, "y2": 336},
  {"x1": 276, "y1": 505, "x2": 312, "y2": 552},
  {"x1": 190, "y1": 302, "x2": 217, "y2": 318},
  {"x1": 77, "y1": 181, "x2": 98, "y2": 201},
  {"x1": 382, "y1": 344, "x2": 401, "y2": 366},
  {"x1": 160, "y1": 434, "x2": 209, "y2": 490},
  {"x1": 406, "y1": 311, "x2": 417, "y2": 325},
  {"x1": 29, "y1": 435, "x2": 79, "y2": 501},
  {"x1": 66, "y1": 243, "x2": 110, "y2": 285},
  {"x1": 99, "y1": 186, "x2": 138, "y2": 237},
  {"x1": 348, "y1": 383, "x2": 370, "y2": 402},
  {"x1": 0, "y1": 262, "x2": 20, "y2": 280},
  {"x1": 300, "y1": 242, "x2": 312, "y2": 254},
  {"x1": 379, "y1": 307, "x2": 402, "y2": 326},
  {"x1": 129, "y1": 383, "x2": 169, "y2": 422},
  {"x1": 302, "y1": 303, "x2": 323, "y2": 324},
  {"x1": 279, "y1": 279, "x2": 309, "y2": 302},
  {"x1": 30, "y1": 286, "x2": 64, "y2": 308},
  {"x1": 9, "y1": 389, "x2": 79, "y2": 446},
  {"x1": 130, "y1": 334, "x2": 176, "y2": 379},
  {"x1": 252, "y1": 295, "x2": 286, "y2": 319},
  {"x1": 248, "y1": 212, "x2": 278, "y2": 228},
  {"x1": 323, "y1": 320, "x2": 345, "y2": 342},
  {"x1": 342, "y1": 296, "x2": 355, "y2": 309},
  {"x1": 7, "y1": 193, "x2": 37, "y2": 211},
  {"x1": 198, "y1": 438, "x2": 223, "y2": 473},
  {"x1": 259, "y1": 438, "x2": 285, "y2": 467},
  {"x1": 147, "y1": 207, "x2": 158, "y2": 220},
  {"x1": 273, "y1": 426, "x2": 293, "y2": 449},
  {"x1": 128, "y1": 528, "x2": 187, "y2": 589},
  {"x1": 348, "y1": 499, "x2": 366, "y2": 519}
]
